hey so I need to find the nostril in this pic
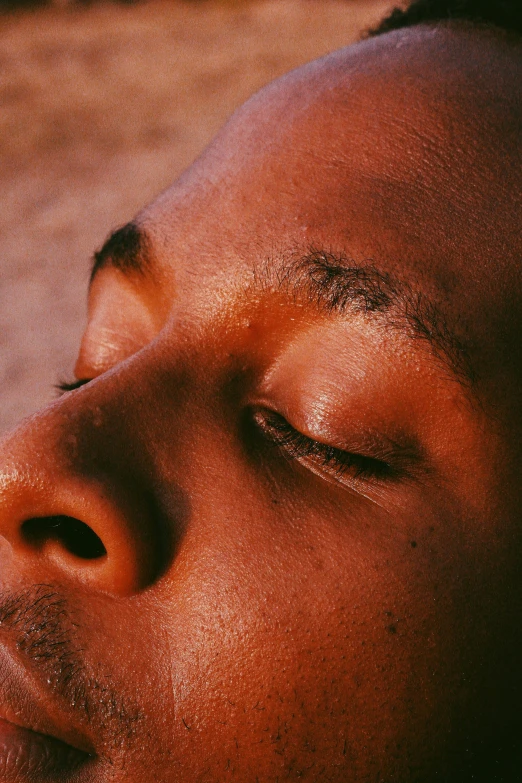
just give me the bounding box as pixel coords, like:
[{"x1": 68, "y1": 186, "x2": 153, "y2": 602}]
[{"x1": 22, "y1": 516, "x2": 107, "y2": 560}]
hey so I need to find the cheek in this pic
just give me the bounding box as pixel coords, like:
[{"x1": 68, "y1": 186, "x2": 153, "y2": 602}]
[{"x1": 136, "y1": 495, "x2": 522, "y2": 783}]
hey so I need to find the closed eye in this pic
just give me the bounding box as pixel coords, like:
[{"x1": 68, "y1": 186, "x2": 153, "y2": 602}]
[
  {"x1": 253, "y1": 409, "x2": 396, "y2": 483},
  {"x1": 56, "y1": 378, "x2": 92, "y2": 395}
]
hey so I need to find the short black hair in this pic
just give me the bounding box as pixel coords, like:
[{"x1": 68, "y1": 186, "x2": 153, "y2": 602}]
[{"x1": 372, "y1": 0, "x2": 522, "y2": 37}]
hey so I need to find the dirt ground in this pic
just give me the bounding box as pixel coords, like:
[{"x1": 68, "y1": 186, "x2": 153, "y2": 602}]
[{"x1": 1, "y1": 0, "x2": 394, "y2": 433}]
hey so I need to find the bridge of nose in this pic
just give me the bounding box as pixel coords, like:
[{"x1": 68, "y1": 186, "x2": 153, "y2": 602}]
[{"x1": 0, "y1": 363, "x2": 180, "y2": 597}]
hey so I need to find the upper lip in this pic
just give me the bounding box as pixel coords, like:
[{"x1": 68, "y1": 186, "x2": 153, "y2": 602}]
[{"x1": 0, "y1": 640, "x2": 95, "y2": 756}]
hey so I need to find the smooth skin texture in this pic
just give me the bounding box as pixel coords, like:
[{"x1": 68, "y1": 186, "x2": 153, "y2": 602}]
[{"x1": 0, "y1": 21, "x2": 521, "y2": 783}]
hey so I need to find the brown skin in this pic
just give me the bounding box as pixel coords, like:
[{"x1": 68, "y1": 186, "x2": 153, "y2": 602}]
[{"x1": 0, "y1": 21, "x2": 521, "y2": 783}]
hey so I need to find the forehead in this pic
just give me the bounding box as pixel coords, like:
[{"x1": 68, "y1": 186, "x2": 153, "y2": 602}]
[
  {"x1": 139, "y1": 27, "x2": 518, "y2": 263},
  {"x1": 113, "y1": 24, "x2": 520, "y2": 398}
]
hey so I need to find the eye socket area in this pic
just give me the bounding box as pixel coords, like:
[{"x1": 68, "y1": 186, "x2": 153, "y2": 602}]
[
  {"x1": 252, "y1": 408, "x2": 412, "y2": 486},
  {"x1": 57, "y1": 378, "x2": 92, "y2": 395},
  {"x1": 74, "y1": 266, "x2": 162, "y2": 382}
]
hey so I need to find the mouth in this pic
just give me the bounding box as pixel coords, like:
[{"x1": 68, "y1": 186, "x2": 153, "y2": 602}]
[
  {"x1": 0, "y1": 647, "x2": 95, "y2": 782},
  {"x1": 0, "y1": 716, "x2": 92, "y2": 782}
]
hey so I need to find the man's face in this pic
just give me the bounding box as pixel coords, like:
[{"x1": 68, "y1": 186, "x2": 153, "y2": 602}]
[{"x1": 0, "y1": 24, "x2": 521, "y2": 783}]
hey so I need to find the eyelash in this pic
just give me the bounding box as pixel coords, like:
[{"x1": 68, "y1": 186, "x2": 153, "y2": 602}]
[
  {"x1": 254, "y1": 410, "x2": 393, "y2": 482},
  {"x1": 56, "y1": 378, "x2": 92, "y2": 395},
  {"x1": 53, "y1": 383, "x2": 392, "y2": 482}
]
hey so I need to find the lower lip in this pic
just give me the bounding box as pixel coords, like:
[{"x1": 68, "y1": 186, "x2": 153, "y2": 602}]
[{"x1": 0, "y1": 718, "x2": 90, "y2": 781}]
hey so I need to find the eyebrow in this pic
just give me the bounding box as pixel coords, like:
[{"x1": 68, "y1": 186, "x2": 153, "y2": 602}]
[
  {"x1": 91, "y1": 227, "x2": 473, "y2": 387},
  {"x1": 258, "y1": 250, "x2": 474, "y2": 387},
  {"x1": 90, "y1": 221, "x2": 151, "y2": 284}
]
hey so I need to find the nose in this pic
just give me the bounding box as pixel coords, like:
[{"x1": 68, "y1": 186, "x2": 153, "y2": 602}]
[{"x1": 0, "y1": 383, "x2": 165, "y2": 597}]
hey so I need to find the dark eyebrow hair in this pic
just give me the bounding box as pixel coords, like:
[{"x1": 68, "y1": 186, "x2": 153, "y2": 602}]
[
  {"x1": 89, "y1": 232, "x2": 473, "y2": 387},
  {"x1": 90, "y1": 222, "x2": 151, "y2": 284},
  {"x1": 259, "y1": 249, "x2": 475, "y2": 387}
]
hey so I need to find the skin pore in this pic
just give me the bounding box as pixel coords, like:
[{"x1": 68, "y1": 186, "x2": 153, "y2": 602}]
[{"x1": 0, "y1": 19, "x2": 521, "y2": 783}]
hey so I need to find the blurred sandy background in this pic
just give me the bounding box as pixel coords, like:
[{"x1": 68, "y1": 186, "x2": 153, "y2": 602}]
[{"x1": 1, "y1": 0, "x2": 394, "y2": 433}]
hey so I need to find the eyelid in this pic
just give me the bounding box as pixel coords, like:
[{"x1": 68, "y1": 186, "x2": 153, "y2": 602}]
[
  {"x1": 56, "y1": 378, "x2": 92, "y2": 395},
  {"x1": 252, "y1": 408, "x2": 403, "y2": 483},
  {"x1": 76, "y1": 266, "x2": 162, "y2": 381}
]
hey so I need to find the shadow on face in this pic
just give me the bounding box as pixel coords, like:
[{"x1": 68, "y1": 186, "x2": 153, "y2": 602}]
[{"x1": 0, "y1": 19, "x2": 521, "y2": 783}]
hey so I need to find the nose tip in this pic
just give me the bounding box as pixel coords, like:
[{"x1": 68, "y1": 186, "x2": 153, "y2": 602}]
[{"x1": 0, "y1": 423, "x2": 162, "y2": 598}]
